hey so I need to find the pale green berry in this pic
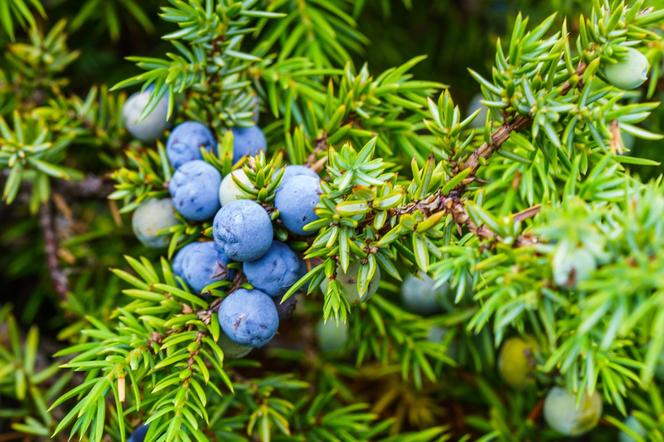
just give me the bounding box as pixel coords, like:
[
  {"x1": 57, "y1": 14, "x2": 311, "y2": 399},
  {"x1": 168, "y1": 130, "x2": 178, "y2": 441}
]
[
  {"x1": 553, "y1": 247, "x2": 596, "y2": 288},
  {"x1": 131, "y1": 198, "x2": 179, "y2": 248},
  {"x1": 604, "y1": 47, "x2": 649, "y2": 90},
  {"x1": 497, "y1": 336, "x2": 538, "y2": 389},
  {"x1": 218, "y1": 169, "x2": 254, "y2": 206},
  {"x1": 315, "y1": 318, "x2": 349, "y2": 353},
  {"x1": 122, "y1": 91, "x2": 169, "y2": 142},
  {"x1": 543, "y1": 387, "x2": 602, "y2": 436},
  {"x1": 400, "y1": 272, "x2": 448, "y2": 315}
]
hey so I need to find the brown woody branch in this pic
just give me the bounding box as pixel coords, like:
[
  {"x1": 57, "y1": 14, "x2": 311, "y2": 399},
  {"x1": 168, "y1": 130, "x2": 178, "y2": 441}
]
[
  {"x1": 1, "y1": 170, "x2": 112, "y2": 200},
  {"x1": 39, "y1": 200, "x2": 69, "y2": 301},
  {"x1": 527, "y1": 398, "x2": 545, "y2": 423},
  {"x1": 55, "y1": 175, "x2": 113, "y2": 199},
  {"x1": 394, "y1": 190, "x2": 539, "y2": 246},
  {"x1": 457, "y1": 61, "x2": 586, "y2": 180},
  {"x1": 458, "y1": 114, "x2": 533, "y2": 176},
  {"x1": 306, "y1": 135, "x2": 329, "y2": 169},
  {"x1": 396, "y1": 62, "x2": 588, "y2": 244}
]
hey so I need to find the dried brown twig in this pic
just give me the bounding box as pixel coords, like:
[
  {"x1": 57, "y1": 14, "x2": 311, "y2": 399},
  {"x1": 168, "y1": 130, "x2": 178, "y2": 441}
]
[{"x1": 39, "y1": 199, "x2": 69, "y2": 301}]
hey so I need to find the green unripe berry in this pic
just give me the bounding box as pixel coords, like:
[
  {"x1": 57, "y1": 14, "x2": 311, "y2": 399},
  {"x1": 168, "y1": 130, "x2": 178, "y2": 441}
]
[
  {"x1": 604, "y1": 47, "x2": 649, "y2": 90},
  {"x1": 219, "y1": 332, "x2": 252, "y2": 359},
  {"x1": 497, "y1": 336, "x2": 538, "y2": 389},
  {"x1": 427, "y1": 326, "x2": 446, "y2": 343},
  {"x1": 315, "y1": 318, "x2": 349, "y2": 353},
  {"x1": 427, "y1": 326, "x2": 457, "y2": 359},
  {"x1": 218, "y1": 169, "x2": 254, "y2": 206},
  {"x1": 400, "y1": 272, "x2": 449, "y2": 315},
  {"x1": 131, "y1": 198, "x2": 179, "y2": 248},
  {"x1": 543, "y1": 387, "x2": 602, "y2": 437},
  {"x1": 322, "y1": 261, "x2": 381, "y2": 305}
]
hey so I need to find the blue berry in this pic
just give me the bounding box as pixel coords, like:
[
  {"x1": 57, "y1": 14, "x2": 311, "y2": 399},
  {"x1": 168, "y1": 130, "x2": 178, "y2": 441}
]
[
  {"x1": 543, "y1": 387, "x2": 602, "y2": 436},
  {"x1": 168, "y1": 160, "x2": 221, "y2": 221},
  {"x1": 213, "y1": 200, "x2": 273, "y2": 262},
  {"x1": 127, "y1": 424, "x2": 149, "y2": 442},
  {"x1": 315, "y1": 318, "x2": 348, "y2": 353},
  {"x1": 427, "y1": 326, "x2": 458, "y2": 358},
  {"x1": 276, "y1": 165, "x2": 319, "y2": 189},
  {"x1": 427, "y1": 326, "x2": 446, "y2": 343},
  {"x1": 274, "y1": 175, "x2": 321, "y2": 236},
  {"x1": 132, "y1": 198, "x2": 179, "y2": 248},
  {"x1": 604, "y1": 48, "x2": 649, "y2": 90},
  {"x1": 231, "y1": 126, "x2": 266, "y2": 164},
  {"x1": 166, "y1": 121, "x2": 216, "y2": 169},
  {"x1": 123, "y1": 90, "x2": 169, "y2": 142},
  {"x1": 243, "y1": 241, "x2": 304, "y2": 297},
  {"x1": 218, "y1": 169, "x2": 254, "y2": 206},
  {"x1": 619, "y1": 415, "x2": 646, "y2": 442},
  {"x1": 172, "y1": 242, "x2": 196, "y2": 277},
  {"x1": 621, "y1": 130, "x2": 635, "y2": 151},
  {"x1": 400, "y1": 272, "x2": 448, "y2": 315},
  {"x1": 218, "y1": 288, "x2": 279, "y2": 347},
  {"x1": 175, "y1": 241, "x2": 233, "y2": 293}
]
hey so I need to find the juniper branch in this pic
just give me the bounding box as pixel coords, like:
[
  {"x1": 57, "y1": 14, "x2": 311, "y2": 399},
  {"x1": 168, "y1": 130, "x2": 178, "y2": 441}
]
[
  {"x1": 394, "y1": 60, "x2": 589, "y2": 243},
  {"x1": 459, "y1": 61, "x2": 588, "y2": 179}
]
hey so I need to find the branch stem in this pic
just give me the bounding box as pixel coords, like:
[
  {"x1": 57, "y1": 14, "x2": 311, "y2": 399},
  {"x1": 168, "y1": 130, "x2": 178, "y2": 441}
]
[
  {"x1": 39, "y1": 200, "x2": 69, "y2": 301},
  {"x1": 398, "y1": 61, "x2": 588, "y2": 242}
]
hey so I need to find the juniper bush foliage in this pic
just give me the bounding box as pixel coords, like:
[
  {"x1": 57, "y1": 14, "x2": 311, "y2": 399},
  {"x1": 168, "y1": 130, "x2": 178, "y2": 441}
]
[{"x1": 1, "y1": 0, "x2": 664, "y2": 441}]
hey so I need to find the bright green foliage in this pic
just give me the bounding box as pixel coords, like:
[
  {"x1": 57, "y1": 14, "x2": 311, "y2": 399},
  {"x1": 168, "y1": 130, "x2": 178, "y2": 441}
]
[
  {"x1": 0, "y1": 0, "x2": 44, "y2": 40},
  {"x1": 2, "y1": 0, "x2": 664, "y2": 441}
]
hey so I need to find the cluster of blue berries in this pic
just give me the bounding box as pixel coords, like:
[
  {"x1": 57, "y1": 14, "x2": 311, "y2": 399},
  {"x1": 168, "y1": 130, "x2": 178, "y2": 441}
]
[
  {"x1": 123, "y1": 92, "x2": 323, "y2": 357},
  {"x1": 212, "y1": 164, "x2": 321, "y2": 351}
]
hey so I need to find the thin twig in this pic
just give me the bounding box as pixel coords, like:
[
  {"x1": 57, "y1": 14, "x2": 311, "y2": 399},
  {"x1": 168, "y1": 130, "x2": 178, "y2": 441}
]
[
  {"x1": 394, "y1": 62, "x2": 589, "y2": 244},
  {"x1": 560, "y1": 61, "x2": 587, "y2": 95},
  {"x1": 513, "y1": 204, "x2": 542, "y2": 222},
  {"x1": 458, "y1": 114, "x2": 533, "y2": 175},
  {"x1": 527, "y1": 398, "x2": 545, "y2": 423},
  {"x1": 306, "y1": 136, "x2": 329, "y2": 167},
  {"x1": 1, "y1": 170, "x2": 112, "y2": 199},
  {"x1": 39, "y1": 200, "x2": 69, "y2": 301},
  {"x1": 459, "y1": 61, "x2": 587, "y2": 183},
  {"x1": 55, "y1": 175, "x2": 113, "y2": 199}
]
